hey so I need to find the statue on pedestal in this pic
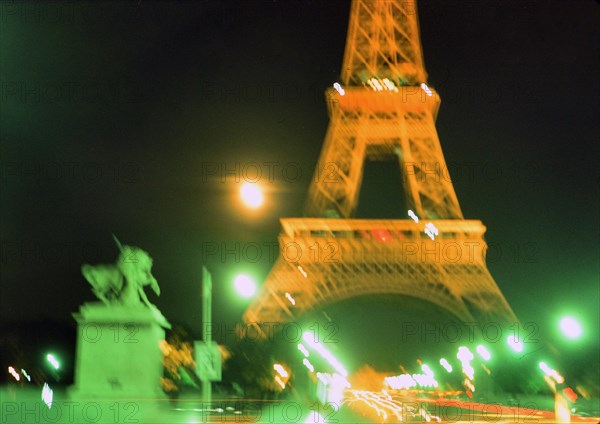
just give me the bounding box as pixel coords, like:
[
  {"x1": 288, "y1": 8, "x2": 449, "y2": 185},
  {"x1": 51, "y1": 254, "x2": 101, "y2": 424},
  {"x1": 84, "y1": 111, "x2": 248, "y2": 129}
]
[
  {"x1": 82, "y1": 235, "x2": 160, "y2": 307},
  {"x1": 80, "y1": 234, "x2": 170, "y2": 328},
  {"x1": 69, "y1": 235, "x2": 170, "y2": 406}
]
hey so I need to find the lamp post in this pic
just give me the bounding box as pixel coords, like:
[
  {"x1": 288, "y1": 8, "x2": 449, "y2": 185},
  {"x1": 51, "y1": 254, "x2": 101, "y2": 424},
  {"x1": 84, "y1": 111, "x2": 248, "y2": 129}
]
[{"x1": 201, "y1": 267, "x2": 212, "y2": 407}]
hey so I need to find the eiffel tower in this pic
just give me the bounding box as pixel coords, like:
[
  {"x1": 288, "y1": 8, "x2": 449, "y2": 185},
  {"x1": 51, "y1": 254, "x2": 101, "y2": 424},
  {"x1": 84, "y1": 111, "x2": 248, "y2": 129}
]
[{"x1": 243, "y1": 0, "x2": 517, "y2": 333}]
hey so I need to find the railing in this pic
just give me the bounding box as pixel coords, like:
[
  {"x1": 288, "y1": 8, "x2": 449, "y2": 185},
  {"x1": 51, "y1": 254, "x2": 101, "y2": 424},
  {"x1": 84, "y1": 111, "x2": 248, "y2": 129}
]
[
  {"x1": 277, "y1": 219, "x2": 489, "y2": 265},
  {"x1": 327, "y1": 86, "x2": 440, "y2": 115},
  {"x1": 281, "y1": 218, "x2": 486, "y2": 240}
]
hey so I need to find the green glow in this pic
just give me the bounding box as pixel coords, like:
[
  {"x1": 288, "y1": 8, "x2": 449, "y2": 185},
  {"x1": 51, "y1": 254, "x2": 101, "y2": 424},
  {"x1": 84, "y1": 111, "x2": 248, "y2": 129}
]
[
  {"x1": 457, "y1": 346, "x2": 473, "y2": 362},
  {"x1": 303, "y1": 358, "x2": 315, "y2": 372},
  {"x1": 20, "y1": 368, "x2": 31, "y2": 382},
  {"x1": 298, "y1": 343, "x2": 309, "y2": 357},
  {"x1": 304, "y1": 412, "x2": 326, "y2": 423},
  {"x1": 46, "y1": 354, "x2": 60, "y2": 370},
  {"x1": 302, "y1": 331, "x2": 348, "y2": 377},
  {"x1": 476, "y1": 345, "x2": 491, "y2": 361},
  {"x1": 233, "y1": 274, "x2": 256, "y2": 298},
  {"x1": 539, "y1": 361, "x2": 564, "y2": 384},
  {"x1": 559, "y1": 316, "x2": 582, "y2": 339},
  {"x1": 539, "y1": 361, "x2": 552, "y2": 375},
  {"x1": 506, "y1": 335, "x2": 523, "y2": 353},
  {"x1": 42, "y1": 383, "x2": 53, "y2": 408},
  {"x1": 421, "y1": 364, "x2": 433, "y2": 376},
  {"x1": 439, "y1": 358, "x2": 452, "y2": 372}
]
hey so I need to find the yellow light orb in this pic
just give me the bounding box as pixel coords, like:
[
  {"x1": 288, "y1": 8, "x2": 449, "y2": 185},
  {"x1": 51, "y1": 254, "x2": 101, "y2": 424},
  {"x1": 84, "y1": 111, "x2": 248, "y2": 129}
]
[{"x1": 240, "y1": 183, "x2": 264, "y2": 208}]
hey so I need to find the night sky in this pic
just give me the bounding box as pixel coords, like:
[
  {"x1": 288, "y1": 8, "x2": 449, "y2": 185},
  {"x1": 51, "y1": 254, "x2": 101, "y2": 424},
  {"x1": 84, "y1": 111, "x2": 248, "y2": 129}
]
[{"x1": 1, "y1": 1, "x2": 598, "y2": 370}]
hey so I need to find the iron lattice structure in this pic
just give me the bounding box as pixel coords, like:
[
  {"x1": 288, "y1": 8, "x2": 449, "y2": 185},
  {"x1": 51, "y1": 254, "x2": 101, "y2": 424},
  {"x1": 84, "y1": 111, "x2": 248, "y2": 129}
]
[{"x1": 243, "y1": 0, "x2": 517, "y2": 331}]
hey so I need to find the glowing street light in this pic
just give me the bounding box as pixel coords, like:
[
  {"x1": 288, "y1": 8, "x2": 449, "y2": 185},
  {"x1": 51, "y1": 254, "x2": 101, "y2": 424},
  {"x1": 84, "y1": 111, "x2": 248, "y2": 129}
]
[
  {"x1": 439, "y1": 358, "x2": 453, "y2": 372},
  {"x1": 21, "y1": 368, "x2": 31, "y2": 382},
  {"x1": 234, "y1": 274, "x2": 256, "y2": 298},
  {"x1": 42, "y1": 383, "x2": 53, "y2": 409},
  {"x1": 240, "y1": 183, "x2": 264, "y2": 209},
  {"x1": 507, "y1": 335, "x2": 523, "y2": 353},
  {"x1": 539, "y1": 362, "x2": 564, "y2": 384},
  {"x1": 302, "y1": 331, "x2": 348, "y2": 377},
  {"x1": 476, "y1": 345, "x2": 491, "y2": 361},
  {"x1": 8, "y1": 366, "x2": 20, "y2": 381},
  {"x1": 539, "y1": 361, "x2": 552, "y2": 375},
  {"x1": 46, "y1": 354, "x2": 60, "y2": 370},
  {"x1": 559, "y1": 316, "x2": 582, "y2": 340},
  {"x1": 273, "y1": 363, "x2": 289, "y2": 379}
]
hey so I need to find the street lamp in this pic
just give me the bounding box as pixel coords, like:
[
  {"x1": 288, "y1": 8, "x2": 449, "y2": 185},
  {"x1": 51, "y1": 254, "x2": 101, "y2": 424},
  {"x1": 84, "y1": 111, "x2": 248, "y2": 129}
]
[
  {"x1": 506, "y1": 335, "x2": 524, "y2": 353},
  {"x1": 558, "y1": 316, "x2": 582, "y2": 340},
  {"x1": 476, "y1": 345, "x2": 491, "y2": 361},
  {"x1": 234, "y1": 274, "x2": 257, "y2": 298},
  {"x1": 46, "y1": 354, "x2": 60, "y2": 370},
  {"x1": 46, "y1": 353, "x2": 61, "y2": 382},
  {"x1": 240, "y1": 183, "x2": 264, "y2": 209}
]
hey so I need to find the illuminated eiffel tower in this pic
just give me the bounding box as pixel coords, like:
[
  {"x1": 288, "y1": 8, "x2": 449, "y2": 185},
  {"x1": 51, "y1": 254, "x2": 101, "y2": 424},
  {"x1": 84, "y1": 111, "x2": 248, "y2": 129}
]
[{"x1": 243, "y1": 0, "x2": 516, "y2": 333}]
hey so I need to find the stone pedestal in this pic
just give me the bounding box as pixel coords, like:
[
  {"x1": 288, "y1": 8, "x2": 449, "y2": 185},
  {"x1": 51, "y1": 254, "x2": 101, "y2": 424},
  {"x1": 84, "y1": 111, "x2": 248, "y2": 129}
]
[{"x1": 69, "y1": 302, "x2": 169, "y2": 399}]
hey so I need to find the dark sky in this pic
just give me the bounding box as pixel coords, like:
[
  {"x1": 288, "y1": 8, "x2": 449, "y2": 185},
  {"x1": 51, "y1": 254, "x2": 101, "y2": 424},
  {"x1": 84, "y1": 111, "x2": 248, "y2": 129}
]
[{"x1": 1, "y1": 0, "x2": 599, "y2": 365}]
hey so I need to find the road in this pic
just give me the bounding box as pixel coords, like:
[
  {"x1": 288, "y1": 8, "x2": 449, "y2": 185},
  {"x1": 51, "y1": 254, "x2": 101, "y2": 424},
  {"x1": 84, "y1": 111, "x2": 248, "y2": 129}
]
[
  {"x1": 1, "y1": 385, "x2": 355, "y2": 423},
  {"x1": 2, "y1": 385, "x2": 599, "y2": 423},
  {"x1": 344, "y1": 390, "x2": 600, "y2": 423}
]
